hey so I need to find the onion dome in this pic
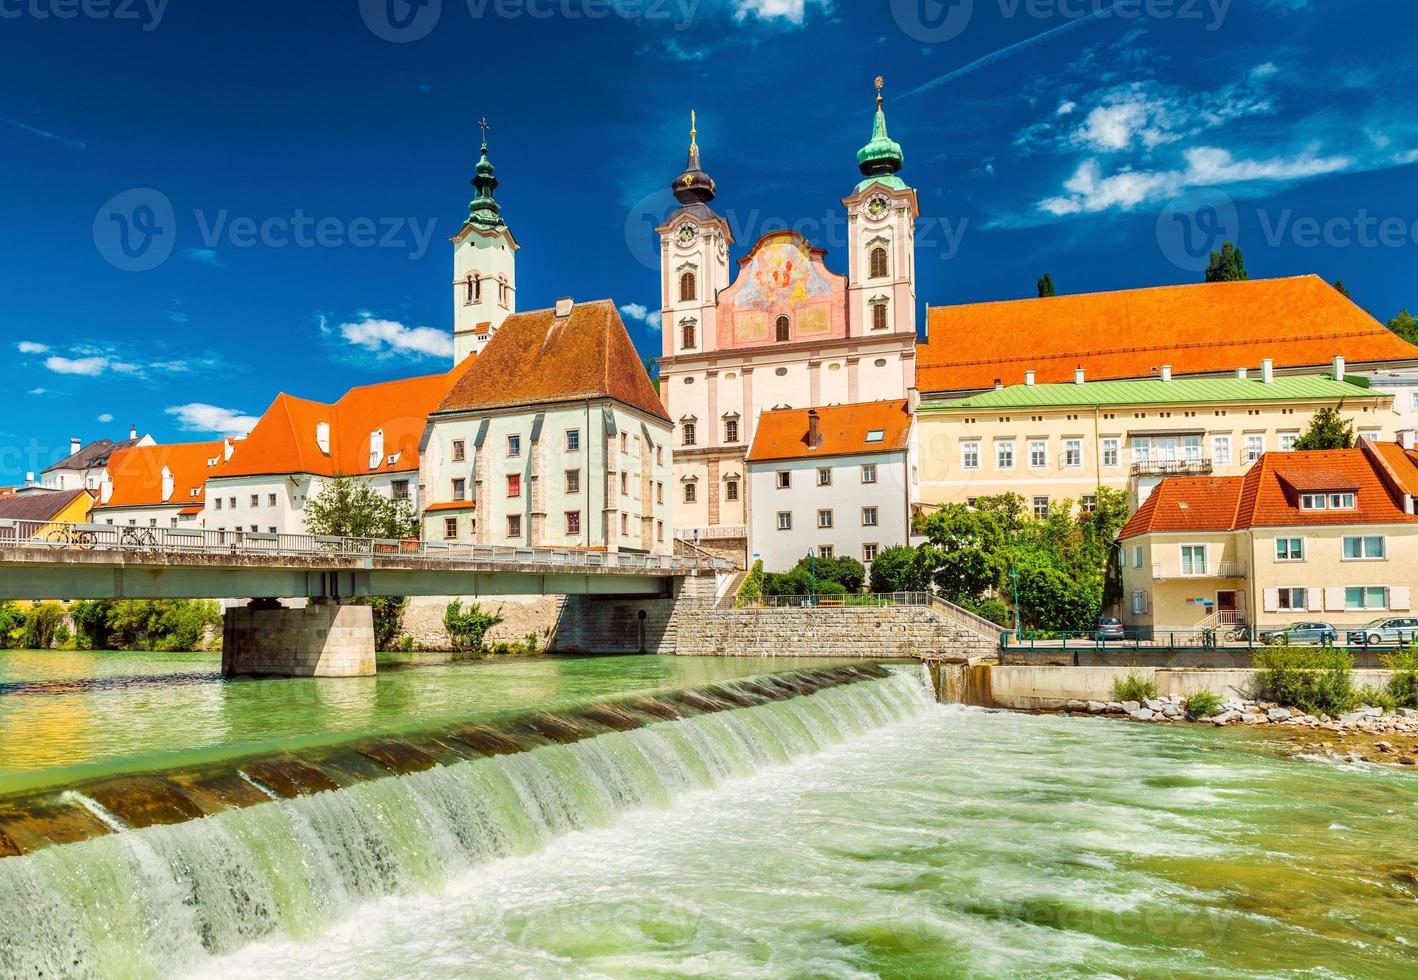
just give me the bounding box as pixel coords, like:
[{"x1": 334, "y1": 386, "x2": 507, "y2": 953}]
[
  {"x1": 467, "y1": 117, "x2": 504, "y2": 229},
  {"x1": 671, "y1": 109, "x2": 717, "y2": 207},
  {"x1": 857, "y1": 76, "x2": 904, "y2": 180}
]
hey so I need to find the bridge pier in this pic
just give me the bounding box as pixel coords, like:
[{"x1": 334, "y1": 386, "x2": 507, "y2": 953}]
[{"x1": 222, "y1": 599, "x2": 376, "y2": 678}]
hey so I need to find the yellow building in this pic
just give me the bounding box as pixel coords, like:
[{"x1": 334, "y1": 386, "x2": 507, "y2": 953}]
[
  {"x1": 1118, "y1": 439, "x2": 1418, "y2": 634},
  {"x1": 917, "y1": 370, "x2": 1392, "y2": 516},
  {"x1": 0, "y1": 487, "x2": 94, "y2": 533}
]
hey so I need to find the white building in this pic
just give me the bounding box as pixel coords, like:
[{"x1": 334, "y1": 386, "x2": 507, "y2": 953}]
[
  {"x1": 422, "y1": 298, "x2": 674, "y2": 555},
  {"x1": 747, "y1": 399, "x2": 918, "y2": 572},
  {"x1": 41, "y1": 427, "x2": 154, "y2": 492},
  {"x1": 452, "y1": 124, "x2": 517, "y2": 362},
  {"x1": 94, "y1": 440, "x2": 227, "y2": 528}
]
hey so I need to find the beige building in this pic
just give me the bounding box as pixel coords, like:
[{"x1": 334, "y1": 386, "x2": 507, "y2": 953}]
[
  {"x1": 918, "y1": 370, "x2": 1393, "y2": 516},
  {"x1": 1118, "y1": 439, "x2": 1418, "y2": 634}
]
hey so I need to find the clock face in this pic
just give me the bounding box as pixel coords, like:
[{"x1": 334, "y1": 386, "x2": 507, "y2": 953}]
[
  {"x1": 866, "y1": 195, "x2": 890, "y2": 219},
  {"x1": 676, "y1": 223, "x2": 698, "y2": 246}
]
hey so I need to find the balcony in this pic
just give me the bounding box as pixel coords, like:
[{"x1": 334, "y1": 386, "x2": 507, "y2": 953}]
[
  {"x1": 1152, "y1": 561, "x2": 1246, "y2": 581},
  {"x1": 1131, "y1": 458, "x2": 1213, "y2": 477}
]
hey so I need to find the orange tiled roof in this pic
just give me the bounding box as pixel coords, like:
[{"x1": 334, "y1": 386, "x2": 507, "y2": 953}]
[
  {"x1": 1372, "y1": 441, "x2": 1418, "y2": 496},
  {"x1": 425, "y1": 501, "x2": 476, "y2": 512},
  {"x1": 216, "y1": 357, "x2": 476, "y2": 480},
  {"x1": 747, "y1": 400, "x2": 912, "y2": 463},
  {"x1": 919, "y1": 275, "x2": 1418, "y2": 394},
  {"x1": 1121, "y1": 447, "x2": 1418, "y2": 538},
  {"x1": 437, "y1": 301, "x2": 667, "y2": 421},
  {"x1": 97, "y1": 441, "x2": 226, "y2": 509}
]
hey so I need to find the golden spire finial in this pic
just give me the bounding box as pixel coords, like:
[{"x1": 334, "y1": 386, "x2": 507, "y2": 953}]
[
  {"x1": 874, "y1": 75, "x2": 884, "y2": 108},
  {"x1": 690, "y1": 108, "x2": 698, "y2": 149}
]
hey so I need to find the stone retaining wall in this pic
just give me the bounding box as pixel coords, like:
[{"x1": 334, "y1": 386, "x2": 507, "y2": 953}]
[{"x1": 673, "y1": 604, "x2": 999, "y2": 659}]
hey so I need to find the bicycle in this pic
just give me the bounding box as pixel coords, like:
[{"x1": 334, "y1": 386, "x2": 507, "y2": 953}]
[{"x1": 120, "y1": 526, "x2": 159, "y2": 548}]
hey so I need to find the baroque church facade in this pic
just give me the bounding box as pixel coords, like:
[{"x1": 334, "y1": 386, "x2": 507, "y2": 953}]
[{"x1": 656, "y1": 83, "x2": 921, "y2": 565}]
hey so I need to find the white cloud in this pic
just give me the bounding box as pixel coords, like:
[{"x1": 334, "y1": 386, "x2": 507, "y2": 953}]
[
  {"x1": 1040, "y1": 159, "x2": 1177, "y2": 216},
  {"x1": 183, "y1": 248, "x2": 221, "y2": 266},
  {"x1": 334, "y1": 316, "x2": 453, "y2": 359},
  {"x1": 3, "y1": 119, "x2": 86, "y2": 150},
  {"x1": 619, "y1": 303, "x2": 662, "y2": 328},
  {"x1": 166, "y1": 310, "x2": 191, "y2": 324},
  {"x1": 1055, "y1": 101, "x2": 1077, "y2": 116},
  {"x1": 166, "y1": 403, "x2": 260, "y2": 438},
  {"x1": 17, "y1": 341, "x2": 48, "y2": 354},
  {"x1": 97, "y1": 413, "x2": 114, "y2": 423},
  {"x1": 45, "y1": 355, "x2": 110, "y2": 376},
  {"x1": 28, "y1": 388, "x2": 48, "y2": 396},
  {"x1": 731, "y1": 0, "x2": 829, "y2": 26}
]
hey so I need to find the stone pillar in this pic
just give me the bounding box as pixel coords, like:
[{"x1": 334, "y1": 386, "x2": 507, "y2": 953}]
[{"x1": 222, "y1": 599, "x2": 375, "y2": 678}]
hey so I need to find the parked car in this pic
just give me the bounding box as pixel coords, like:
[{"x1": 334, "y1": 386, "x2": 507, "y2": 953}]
[
  {"x1": 1257, "y1": 622, "x2": 1338, "y2": 646},
  {"x1": 1346, "y1": 617, "x2": 1418, "y2": 646},
  {"x1": 1094, "y1": 617, "x2": 1127, "y2": 642}
]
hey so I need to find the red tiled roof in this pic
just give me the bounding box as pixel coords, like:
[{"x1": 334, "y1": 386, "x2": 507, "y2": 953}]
[
  {"x1": 437, "y1": 301, "x2": 667, "y2": 421},
  {"x1": 97, "y1": 441, "x2": 226, "y2": 509},
  {"x1": 747, "y1": 400, "x2": 912, "y2": 463},
  {"x1": 919, "y1": 275, "x2": 1418, "y2": 393},
  {"x1": 1373, "y1": 441, "x2": 1418, "y2": 496},
  {"x1": 216, "y1": 357, "x2": 476, "y2": 480},
  {"x1": 1121, "y1": 447, "x2": 1417, "y2": 539}
]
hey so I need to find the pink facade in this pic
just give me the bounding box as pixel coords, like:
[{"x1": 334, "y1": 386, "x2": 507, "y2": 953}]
[{"x1": 716, "y1": 232, "x2": 850, "y2": 350}]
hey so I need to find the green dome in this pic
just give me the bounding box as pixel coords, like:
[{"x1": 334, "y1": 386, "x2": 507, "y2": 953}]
[
  {"x1": 856, "y1": 103, "x2": 904, "y2": 179},
  {"x1": 466, "y1": 129, "x2": 504, "y2": 230}
]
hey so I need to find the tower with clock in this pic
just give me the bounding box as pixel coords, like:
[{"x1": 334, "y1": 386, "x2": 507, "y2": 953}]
[{"x1": 452, "y1": 119, "x2": 519, "y2": 363}]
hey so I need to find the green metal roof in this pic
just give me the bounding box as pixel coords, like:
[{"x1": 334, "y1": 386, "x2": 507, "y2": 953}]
[{"x1": 921, "y1": 374, "x2": 1377, "y2": 411}]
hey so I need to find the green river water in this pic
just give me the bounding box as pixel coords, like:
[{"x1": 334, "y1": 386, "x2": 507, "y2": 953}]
[{"x1": 1, "y1": 651, "x2": 1416, "y2": 977}]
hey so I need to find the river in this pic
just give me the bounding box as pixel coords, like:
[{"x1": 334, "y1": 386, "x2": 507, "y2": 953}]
[{"x1": 1, "y1": 653, "x2": 1416, "y2": 977}]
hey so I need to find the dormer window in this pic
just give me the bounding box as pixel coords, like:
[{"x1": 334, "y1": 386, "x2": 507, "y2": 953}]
[
  {"x1": 865, "y1": 429, "x2": 885, "y2": 443},
  {"x1": 1300, "y1": 492, "x2": 1356, "y2": 511},
  {"x1": 315, "y1": 421, "x2": 331, "y2": 455}
]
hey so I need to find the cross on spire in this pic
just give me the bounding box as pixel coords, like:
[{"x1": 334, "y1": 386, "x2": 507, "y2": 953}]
[{"x1": 479, "y1": 116, "x2": 490, "y2": 147}]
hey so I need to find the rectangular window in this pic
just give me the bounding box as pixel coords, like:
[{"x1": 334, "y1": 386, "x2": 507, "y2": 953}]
[
  {"x1": 452, "y1": 440, "x2": 466, "y2": 462},
  {"x1": 1032, "y1": 496, "x2": 1049, "y2": 518},
  {"x1": 656, "y1": 445, "x2": 664, "y2": 466},
  {"x1": 1180, "y1": 544, "x2": 1207, "y2": 576},
  {"x1": 725, "y1": 480, "x2": 739, "y2": 502},
  {"x1": 215, "y1": 498, "x2": 222, "y2": 511},
  {"x1": 620, "y1": 472, "x2": 629, "y2": 496},
  {"x1": 817, "y1": 509, "x2": 833, "y2": 529},
  {"x1": 818, "y1": 545, "x2": 834, "y2": 559},
  {"x1": 1132, "y1": 590, "x2": 1148, "y2": 615},
  {"x1": 1330, "y1": 493, "x2": 1356, "y2": 509},
  {"x1": 861, "y1": 463, "x2": 877, "y2": 483},
  {"x1": 1279, "y1": 432, "x2": 1299, "y2": 452},
  {"x1": 1081, "y1": 494, "x2": 1097, "y2": 514},
  {"x1": 565, "y1": 429, "x2": 580, "y2": 452},
  {"x1": 507, "y1": 515, "x2": 522, "y2": 537},
  {"x1": 724, "y1": 419, "x2": 739, "y2": 443},
  {"x1": 620, "y1": 432, "x2": 629, "y2": 455},
  {"x1": 657, "y1": 481, "x2": 665, "y2": 504},
  {"x1": 229, "y1": 497, "x2": 236, "y2": 509},
  {"x1": 1133, "y1": 545, "x2": 1144, "y2": 568},
  {"x1": 1245, "y1": 434, "x2": 1265, "y2": 463},
  {"x1": 682, "y1": 422, "x2": 696, "y2": 447},
  {"x1": 776, "y1": 471, "x2": 791, "y2": 490},
  {"x1": 443, "y1": 517, "x2": 458, "y2": 540},
  {"x1": 1278, "y1": 587, "x2": 1308, "y2": 611},
  {"x1": 817, "y1": 467, "x2": 832, "y2": 487},
  {"x1": 961, "y1": 443, "x2": 980, "y2": 471},
  {"x1": 1343, "y1": 535, "x2": 1386, "y2": 560},
  {"x1": 250, "y1": 495, "x2": 259, "y2": 508},
  {"x1": 863, "y1": 543, "x2": 879, "y2": 563},
  {"x1": 507, "y1": 434, "x2": 521, "y2": 457},
  {"x1": 1101, "y1": 439, "x2": 1119, "y2": 468},
  {"x1": 657, "y1": 520, "x2": 664, "y2": 542},
  {"x1": 862, "y1": 506, "x2": 878, "y2": 527},
  {"x1": 1275, "y1": 537, "x2": 1305, "y2": 561},
  {"x1": 452, "y1": 478, "x2": 466, "y2": 501},
  {"x1": 565, "y1": 470, "x2": 580, "y2": 494},
  {"x1": 506, "y1": 474, "x2": 521, "y2": 498},
  {"x1": 1346, "y1": 586, "x2": 1388, "y2": 610},
  {"x1": 391, "y1": 481, "x2": 409, "y2": 502},
  {"x1": 865, "y1": 430, "x2": 884, "y2": 444},
  {"x1": 684, "y1": 483, "x2": 696, "y2": 503},
  {"x1": 996, "y1": 441, "x2": 1015, "y2": 470},
  {"x1": 1063, "y1": 439, "x2": 1082, "y2": 468},
  {"x1": 777, "y1": 511, "x2": 792, "y2": 530},
  {"x1": 1212, "y1": 435, "x2": 1232, "y2": 466},
  {"x1": 268, "y1": 493, "x2": 278, "y2": 507},
  {"x1": 621, "y1": 513, "x2": 629, "y2": 536},
  {"x1": 1029, "y1": 440, "x2": 1047, "y2": 469}
]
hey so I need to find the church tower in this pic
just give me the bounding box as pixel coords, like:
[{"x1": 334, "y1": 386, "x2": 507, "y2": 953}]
[
  {"x1": 843, "y1": 78, "x2": 918, "y2": 340},
  {"x1": 452, "y1": 119, "x2": 518, "y2": 362},
  {"x1": 657, "y1": 111, "x2": 733, "y2": 360}
]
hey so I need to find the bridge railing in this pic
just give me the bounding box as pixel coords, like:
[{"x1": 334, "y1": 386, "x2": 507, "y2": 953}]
[{"x1": 0, "y1": 520, "x2": 732, "y2": 573}]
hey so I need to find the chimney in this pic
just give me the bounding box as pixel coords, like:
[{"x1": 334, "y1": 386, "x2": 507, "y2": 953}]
[
  {"x1": 555, "y1": 297, "x2": 574, "y2": 319},
  {"x1": 129, "y1": 424, "x2": 137, "y2": 441},
  {"x1": 1332, "y1": 355, "x2": 1346, "y2": 381},
  {"x1": 1160, "y1": 365, "x2": 1173, "y2": 383},
  {"x1": 907, "y1": 387, "x2": 921, "y2": 415},
  {"x1": 1261, "y1": 358, "x2": 1274, "y2": 384},
  {"x1": 24, "y1": 471, "x2": 35, "y2": 487},
  {"x1": 70, "y1": 437, "x2": 81, "y2": 456},
  {"x1": 806, "y1": 409, "x2": 823, "y2": 449},
  {"x1": 1237, "y1": 367, "x2": 1248, "y2": 380},
  {"x1": 1074, "y1": 367, "x2": 1086, "y2": 385},
  {"x1": 1024, "y1": 370, "x2": 1036, "y2": 387},
  {"x1": 993, "y1": 378, "x2": 1003, "y2": 390},
  {"x1": 1401, "y1": 430, "x2": 1417, "y2": 452}
]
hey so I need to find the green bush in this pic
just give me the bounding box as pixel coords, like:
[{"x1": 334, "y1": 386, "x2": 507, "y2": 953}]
[
  {"x1": 867, "y1": 546, "x2": 927, "y2": 593},
  {"x1": 1381, "y1": 646, "x2": 1418, "y2": 709},
  {"x1": 0, "y1": 601, "x2": 27, "y2": 649},
  {"x1": 1354, "y1": 684, "x2": 1396, "y2": 712},
  {"x1": 23, "y1": 603, "x2": 65, "y2": 650},
  {"x1": 1186, "y1": 689, "x2": 1224, "y2": 719},
  {"x1": 735, "y1": 560, "x2": 765, "y2": 608},
  {"x1": 444, "y1": 600, "x2": 504, "y2": 652},
  {"x1": 1111, "y1": 670, "x2": 1158, "y2": 702},
  {"x1": 1253, "y1": 646, "x2": 1354, "y2": 716},
  {"x1": 764, "y1": 556, "x2": 865, "y2": 597},
  {"x1": 361, "y1": 596, "x2": 408, "y2": 651},
  {"x1": 962, "y1": 596, "x2": 1010, "y2": 627},
  {"x1": 69, "y1": 600, "x2": 114, "y2": 650}
]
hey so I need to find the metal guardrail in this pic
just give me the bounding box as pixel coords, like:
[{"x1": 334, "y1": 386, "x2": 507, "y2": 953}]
[
  {"x1": 1130, "y1": 458, "x2": 1213, "y2": 477},
  {"x1": 1002, "y1": 628, "x2": 1418, "y2": 652},
  {"x1": 1152, "y1": 561, "x2": 1247, "y2": 580},
  {"x1": 743, "y1": 591, "x2": 1002, "y2": 639},
  {"x1": 0, "y1": 520, "x2": 734, "y2": 573}
]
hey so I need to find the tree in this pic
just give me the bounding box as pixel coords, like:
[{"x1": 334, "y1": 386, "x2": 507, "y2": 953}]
[
  {"x1": 304, "y1": 476, "x2": 417, "y2": 539},
  {"x1": 868, "y1": 546, "x2": 928, "y2": 593},
  {"x1": 0, "y1": 602, "x2": 27, "y2": 649},
  {"x1": 764, "y1": 556, "x2": 865, "y2": 596},
  {"x1": 1388, "y1": 309, "x2": 1418, "y2": 346},
  {"x1": 1294, "y1": 405, "x2": 1355, "y2": 451},
  {"x1": 1204, "y1": 242, "x2": 1247, "y2": 282},
  {"x1": 444, "y1": 600, "x2": 503, "y2": 652},
  {"x1": 1333, "y1": 279, "x2": 1350, "y2": 299},
  {"x1": 367, "y1": 596, "x2": 408, "y2": 651},
  {"x1": 1037, "y1": 272, "x2": 1055, "y2": 297}
]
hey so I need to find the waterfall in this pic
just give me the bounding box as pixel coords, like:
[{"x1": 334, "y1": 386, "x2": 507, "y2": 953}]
[{"x1": 0, "y1": 669, "x2": 932, "y2": 978}]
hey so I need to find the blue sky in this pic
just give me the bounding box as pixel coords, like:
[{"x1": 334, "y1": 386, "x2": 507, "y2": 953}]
[{"x1": 3, "y1": 0, "x2": 1417, "y2": 483}]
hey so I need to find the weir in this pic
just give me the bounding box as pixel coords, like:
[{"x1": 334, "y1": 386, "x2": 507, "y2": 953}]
[{"x1": 0, "y1": 663, "x2": 931, "y2": 976}]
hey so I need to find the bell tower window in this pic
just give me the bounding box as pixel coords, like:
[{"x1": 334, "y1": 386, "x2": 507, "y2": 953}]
[
  {"x1": 679, "y1": 271, "x2": 696, "y2": 302},
  {"x1": 869, "y1": 246, "x2": 889, "y2": 280},
  {"x1": 775, "y1": 316, "x2": 791, "y2": 342},
  {"x1": 681, "y1": 320, "x2": 697, "y2": 350},
  {"x1": 871, "y1": 301, "x2": 889, "y2": 331}
]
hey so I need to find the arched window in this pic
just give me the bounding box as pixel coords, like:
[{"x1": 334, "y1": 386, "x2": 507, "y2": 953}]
[
  {"x1": 872, "y1": 302, "x2": 889, "y2": 331},
  {"x1": 775, "y1": 315, "x2": 791, "y2": 342},
  {"x1": 465, "y1": 274, "x2": 480, "y2": 305},
  {"x1": 681, "y1": 321, "x2": 697, "y2": 350},
  {"x1": 679, "y1": 271, "x2": 696, "y2": 302},
  {"x1": 869, "y1": 246, "x2": 889, "y2": 279}
]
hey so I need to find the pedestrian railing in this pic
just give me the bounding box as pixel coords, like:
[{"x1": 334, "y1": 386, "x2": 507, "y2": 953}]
[{"x1": 0, "y1": 519, "x2": 733, "y2": 573}]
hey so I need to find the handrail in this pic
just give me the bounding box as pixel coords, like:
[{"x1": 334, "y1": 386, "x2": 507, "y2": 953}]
[
  {"x1": 735, "y1": 591, "x2": 1001, "y2": 638},
  {"x1": 0, "y1": 519, "x2": 735, "y2": 573}
]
